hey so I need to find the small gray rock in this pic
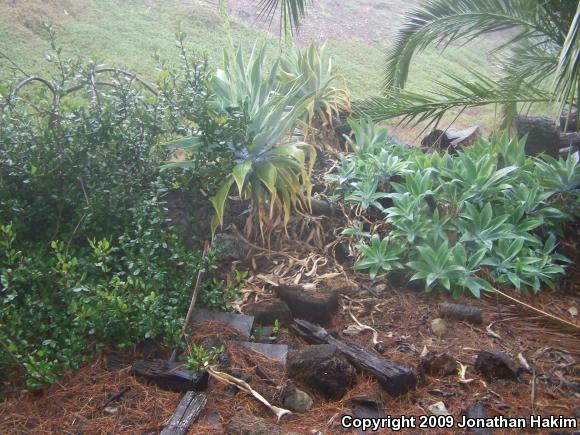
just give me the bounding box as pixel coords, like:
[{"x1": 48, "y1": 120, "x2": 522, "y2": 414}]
[
  {"x1": 283, "y1": 388, "x2": 313, "y2": 412},
  {"x1": 431, "y1": 318, "x2": 448, "y2": 338}
]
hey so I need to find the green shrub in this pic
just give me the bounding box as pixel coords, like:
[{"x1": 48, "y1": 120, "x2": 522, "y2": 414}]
[
  {"x1": 0, "y1": 35, "x2": 242, "y2": 391},
  {"x1": 328, "y1": 128, "x2": 578, "y2": 297}
]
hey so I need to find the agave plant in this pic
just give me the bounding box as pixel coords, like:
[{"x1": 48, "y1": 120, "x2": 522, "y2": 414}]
[
  {"x1": 278, "y1": 42, "x2": 350, "y2": 135},
  {"x1": 166, "y1": 44, "x2": 316, "y2": 237},
  {"x1": 344, "y1": 117, "x2": 389, "y2": 156}
]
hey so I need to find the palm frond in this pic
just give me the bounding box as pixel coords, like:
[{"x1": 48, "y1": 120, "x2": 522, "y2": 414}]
[
  {"x1": 356, "y1": 68, "x2": 551, "y2": 130},
  {"x1": 384, "y1": 0, "x2": 555, "y2": 90},
  {"x1": 554, "y1": 2, "x2": 580, "y2": 117},
  {"x1": 256, "y1": 0, "x2": 311, "y2": 34}
]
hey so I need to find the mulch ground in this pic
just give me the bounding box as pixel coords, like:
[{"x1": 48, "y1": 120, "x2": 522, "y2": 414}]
[
  {"x1": 0, "y1": 278, "x2": 578, "y2": 434},
  {"x1": 1, "y1": 149, "x2": 578, "y2": 434}
]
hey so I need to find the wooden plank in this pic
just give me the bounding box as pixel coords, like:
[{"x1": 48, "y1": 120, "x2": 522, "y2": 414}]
[
  {"x1": 132, "y1": 359, "x2": 208, "y2": 393},
  {"x1": 292, "y1": 319, "x2": 417, "y2": 396},
  {"x1": 190, "y1": 308, "x2": 254, "y2": 338},
  {"x1": 161, "y1": 391, "x2": 207, "y2": 435}
]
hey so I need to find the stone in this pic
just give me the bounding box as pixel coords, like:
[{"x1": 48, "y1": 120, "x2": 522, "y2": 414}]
[
  {"x1": 428, "y1": 401, "x2": 451, "y2": 416},
  {"x1": 225, "y1": 410, "x2": 298, "y2": 435},
  {"x1": 190, "y1": 308, "x2": 254, "y2": 338},
  {"x1": 276, "y1": 285, "x2": 338, "y2": 326},
  {"x1": 419, "y1": 352, "x2": 458, "y2": 377},
  {"x1": 229, "y1": 341, "x2": 289, "y2": 365},
  {"x1": 287, "y1": 344, "x2": 356, "y2": 400},
  {"x1": 431, "y1": 318, "x2": 448, "y2": 338},
  {"x1": 282, "y1": 388, "x2": 313, "y2": 413},
  {"x1": 475, "y1": 350, "x2": 519, "y2": 380},
  {"x1": 245, "y1": 299, "x2": 292, "y2": 326}
]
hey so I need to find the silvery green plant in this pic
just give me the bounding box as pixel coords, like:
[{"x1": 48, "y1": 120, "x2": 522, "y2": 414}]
[
  {"x1": 325, "y1": 120, "x2": 574, "y2": 297},
  {"x1": 354, "y1": 234, "x2": 405, "y2": 279}
]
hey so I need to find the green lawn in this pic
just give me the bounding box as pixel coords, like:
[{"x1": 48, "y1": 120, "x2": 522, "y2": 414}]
[{"x1": 0, "y1": 0, "x2": 524, "y2": 137}]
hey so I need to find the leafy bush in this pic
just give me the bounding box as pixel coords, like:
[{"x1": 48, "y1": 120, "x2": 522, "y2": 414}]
[
  {"x1": 0, "y1": 35, "x2": 242, "y2": 391},
  {"x1": 328, "y1": 128, "x2": 578, "y2": 297}
]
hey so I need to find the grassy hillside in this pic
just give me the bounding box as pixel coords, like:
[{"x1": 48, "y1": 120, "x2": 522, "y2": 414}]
[{"x1": 0, "y1": 0, "x2": 514, "y2": 138}]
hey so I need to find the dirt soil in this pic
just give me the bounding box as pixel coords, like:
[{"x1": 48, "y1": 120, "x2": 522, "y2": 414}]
[{"x1": 0, "y1": 149, "x2": 579, "y2": 434}]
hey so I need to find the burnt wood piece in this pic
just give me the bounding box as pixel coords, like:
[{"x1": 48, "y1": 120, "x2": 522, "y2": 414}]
[
  {"x1": 292, "y1": 319, "x2": 417, "y2": 396},
  {"x1": 244, "y1": 299, "x2": 292, "y2": 326},
  {"x1": 160, "y1": 391, "x2": 207, "y2": 435},
  {"x1": 475, "y1": 351, "x2": 518, "y2": 380},
  {"x1": 132, "y1": 359, "x2": 208, "y2": 393},
  {"x1": 418, "y1": 351, "x2": 458, "y2": 377},
  {"x1": 277, "y1": 285, "x2": 338, "y2": 326},
  {"x1": 439, "y1": 302, "x2": 483, "y2": 324},
  {"x1": 309, "y1": 198, "x2": 338, "y2": 217},
  {"x1": 466, "y1": 401, "x2": 492, "y2": 435},
  {"x1": 513, "y1": 115, "x2": 561, "y2": 156},
  {"x1": 559, "y1": 132, "x2": 580, "y2": 153},
  {"x1": 287, "y1": 344, "x2": 356, "y2": 399},
  {"x1": 105, "y1": 352, "x2": 133, "y2": 370}
]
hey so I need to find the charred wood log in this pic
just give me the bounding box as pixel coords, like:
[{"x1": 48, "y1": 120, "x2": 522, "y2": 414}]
[
  {"x1": 292, "y1": 319, "x2": 417, "y2": 396},
  {"x1": 439, "y1": 303, "x2": 483, "y2": 325},
  {"x1": 160, "y1": 391, "x2": 207, "y2": 435},
  {"x1": 132, "y1": 359, "x2": 208, "y2": 393}
]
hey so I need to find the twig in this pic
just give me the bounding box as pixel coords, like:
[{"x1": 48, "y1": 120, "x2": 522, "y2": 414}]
[
  {"x1": 493, "y1": 287, "x2": 580, "y2": 331},
  {"x1": 486, "y1": 322, "x2": 503, "y2": 341},
  {"x1": 207, "y1": 366, "x2": 291, "y2": 422},
  {"x1": 0, "y1": 50, "x2": 30, "y2": 77},
  {"x1": 99, "y1": 386, "x2": 130, "y2": 410},
  {"x1": 169, "y1": 241, "x2": 210, "y2": 362}
]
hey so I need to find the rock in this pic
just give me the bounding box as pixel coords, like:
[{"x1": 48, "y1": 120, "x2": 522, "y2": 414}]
[
  {"x1": 465, "y1": 401, "x2": 492, "y2": 435},
  {"x1": 282, "y1": 388, "x2": 313, "y2": 412},
  {"x1": 276, "y1": 285, "x2": 338, "y2": 326},
  {"x1": 225, "y1": 410, "x2": 298, "y2": 435},
  {"x1": 428, "y1": 401, "x2": 451, "y2": 416},
  {"x1": 419, "y1": 352, "x2": 457, "y2": 377},
  {"x1": 475, "y1": 350, "x2": 518, "y2": 380},
  {"x1": 230, "y1": 341, "x2": 289, "y2": 365},
  {"x1": 245, "y1": 299, "x2": 292, "y2": 327},
  {"x1": 373, "y1": 283, "x2": 388, "y2": 295},
  {"x1": 350, "y1": 395, "x2": 384, "y2": 419},
  {"x1": 190, "y1": 308, "x2": 254, "y2": 338},
  {"x1": 287, "y1": 344, "x2": 356, "y2": 400},
  {"x1": 431, "y1": 318, "x2": 448, "y2": 338},
  {"x1": 212, "y1": 233, "x2": 249, "y2": 262}
]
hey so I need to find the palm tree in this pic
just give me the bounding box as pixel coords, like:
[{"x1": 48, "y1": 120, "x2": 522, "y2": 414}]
[
  {"x1": 354, "y1": 0, "x2": 580, "y2": 131},
  {"x1": 256, "y1": 0, "x2": 311, "y2": 34}
]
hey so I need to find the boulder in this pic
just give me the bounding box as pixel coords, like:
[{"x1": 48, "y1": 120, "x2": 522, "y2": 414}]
[
  {"x1": 287, "y1": 344, "x2": 356, "y2": 400},
  {"x1": 245, "y1": 299, "x2": 292, "y2": 326},
  {"x1": 277, "y1": 285, "x2": 338, "y2": 326}
]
